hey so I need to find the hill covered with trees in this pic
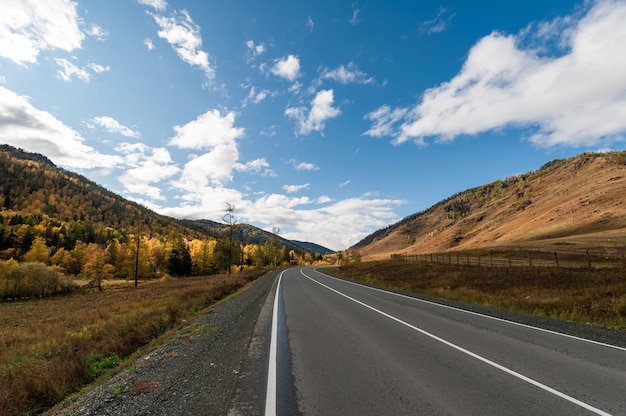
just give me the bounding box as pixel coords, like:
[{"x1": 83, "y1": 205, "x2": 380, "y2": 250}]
[{"x1": 0, "y1": 145, "x2": 331, "y2": 298}]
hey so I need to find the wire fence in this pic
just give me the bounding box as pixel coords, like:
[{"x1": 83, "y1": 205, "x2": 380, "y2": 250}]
[{"x1": 391, "y1": 247, "x2": 626, "y2": 269}]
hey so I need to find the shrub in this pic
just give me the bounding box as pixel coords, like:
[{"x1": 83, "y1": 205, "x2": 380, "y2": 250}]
[
  {"x1": 0, "y1": 262, "x2": 75, "y2": 300},
  {"x1": 85, "y1": 353, "x2": 120, "y2": 381}
]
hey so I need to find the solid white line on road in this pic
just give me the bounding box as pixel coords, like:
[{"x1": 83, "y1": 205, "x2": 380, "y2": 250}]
[
  {"x1": 301, "y1": 268, "x2": 614, "y2": 416},
  {"x1": 313, "y1": 267, "x2": 626, "y2": 352},
  {"x1": 265, "y1": 270, "x2": 285, "y2": 416}
]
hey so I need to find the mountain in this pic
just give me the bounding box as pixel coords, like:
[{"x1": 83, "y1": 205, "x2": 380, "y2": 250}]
[
  {"x1": 352, "y1": 151, "x2": 626, "y2": 260},
  {"x1": 0, "y1": 144, "x2": 332, "y2": 257},
  {"x1": 181, "y1": 219, "x2": 334, "y2": 255}
]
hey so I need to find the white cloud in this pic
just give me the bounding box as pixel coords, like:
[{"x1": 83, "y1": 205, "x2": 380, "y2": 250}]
[
  {"x1": 254, "y1": 194, "x2": 312, "y2": 210},
  {"x1": 150, "y1": 9, "x2": 214, "y2": 80},
  {"x1": 286, "y1": 89, "x2": 341, "y2": 135},
  {"x1": 307, "y1": 16, "x2": 315, "y2": 32},
  {"x1": 0, "y1": 86, "x2": 121, "y2": 169},
  {"x1": 271, "y1": 55, "x2": 301, "y2": 82},
  {"x1": 168, "y1": 109, "x2": 244, "y2": 150},
  {"x1": 144, "y1": 38, "x2": 155, "y2": 50},
  {"x1": 363, "y1": 105, "x2": 408, "y2": 138},
  {"x1": 55, "y1": 58, "x2": 91, "y2": 82},
  {"x1": 87, "y1": 62, "x2": 111, "y2": 74},
  {"x1": 138, "y1": 0, "x2": 168, "y2": 12},
  {"x1": 321, "y1": 196, "x2": 401, "y2": 218},
  {"x1": 246, "y1": 40, "x2": 266, "y2": 57},
  {"x1": 237, "y1": 158, "x2": 268, "y2": 172},
  {"x1": 250, "y1": 195, "x2": 403, "y2": 251},
  {"x1": 244, "y1": 193, "x2": 404, "y2": 250},
  {"x1": 235, "y1": 158, "x2": 276, "y2": 177},
  {"x1": 369, "y1": 0, "x2": 626, "y2": 149},
  {"x1": 350, "y1": 2, "x2": 361, "y2": 26},
  {"x1": 0, "y1": 0, "x2": 84, "y2": 65},
  {"x1": 90, "y1": 116, "x2": 140, "y2": 138},
  {"x1": 421, "y1": 6, "x2": 455, "y2": 35},
  {"x1": 156, "y1": 180, "x2": 403, "y2": 250},
  {"x1": 168, "y1": 110, "x2": 245, "y2": 189},
  {"x1": 86, "y1": 24, "x2": 109, "y2": 41},
  {"x1": 55, "y1": 59, "x2": 110, "y2": 82},
  {"x1": 283, "y1": 183, "x2": 310, "y2": 193},
  {"x1": 320, "y1": 62, "x2": 374, "y2": 85},
  {"x1": 157, "y1": 185, "x2": 246, "y2": 222},
  {"x1": 295, "y1": 161, "x2": 319, "y2": 171},
  {"x1": 242, "y1": 86, "x2": 273, "y2": 107},
  {"x1": 339, "y1": 180, "x2": 351, "y2": 188},
  {"x1": 115, "y1": 143, "x2": 179, "y2": 200},
  {"x1": 175, "y1": 145, "x2": 240, "y2": 189}
]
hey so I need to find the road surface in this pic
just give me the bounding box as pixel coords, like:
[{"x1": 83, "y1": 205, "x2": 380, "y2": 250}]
[{"x1": 261, "y1": 267, "x2": 626, "y2": 416}]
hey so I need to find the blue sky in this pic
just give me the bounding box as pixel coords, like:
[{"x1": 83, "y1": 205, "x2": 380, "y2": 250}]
[{"x1": 1, "y1": 0, "x2": 625, "y2": 251}]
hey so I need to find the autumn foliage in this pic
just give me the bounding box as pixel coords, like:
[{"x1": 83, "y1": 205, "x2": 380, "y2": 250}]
[{"x1": 0, "y1": 145, "x2": 326, "y2": 298}]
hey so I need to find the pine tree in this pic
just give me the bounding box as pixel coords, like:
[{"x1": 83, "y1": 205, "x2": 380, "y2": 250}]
[{"x1": 166, "y1": 230, "x2": 192, "y2": 276}]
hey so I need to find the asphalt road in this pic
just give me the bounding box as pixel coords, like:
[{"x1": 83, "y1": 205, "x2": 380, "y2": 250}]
[{"x1": 262, "y1": 267, "x2": 626, "y2": 416}]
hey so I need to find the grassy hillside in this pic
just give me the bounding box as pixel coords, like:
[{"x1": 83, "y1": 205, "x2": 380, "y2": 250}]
[{"x1": 354, "y1": 152, "x2": 626, "y2": 260}]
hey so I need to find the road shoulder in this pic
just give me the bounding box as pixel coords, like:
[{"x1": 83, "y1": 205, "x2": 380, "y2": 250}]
[{"x1": 51, "y1": 270, "x2": 279, "y2": 416}]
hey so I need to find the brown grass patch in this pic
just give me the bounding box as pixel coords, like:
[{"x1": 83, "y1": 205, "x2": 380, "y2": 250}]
[
  {"x1": 127, "y1": 380, "x2": 161, "y2": 395},
  {"x1": 0, "y1": 268, "x2": 269, "y2": 416},
  {"x1": 334, "y1": 260, "x2": 626, "y2": 329}
]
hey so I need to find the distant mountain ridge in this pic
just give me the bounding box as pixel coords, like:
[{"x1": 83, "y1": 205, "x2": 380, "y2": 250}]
[
  {"x1": 181, "y1": 219, "x2": 334, "y2": 255},
  {"x1": 0, "y1": 145, "x2": 332, "y2": 256},
  {"x1": 353, "y1": 151, "x2": 626, "y2": 260}
]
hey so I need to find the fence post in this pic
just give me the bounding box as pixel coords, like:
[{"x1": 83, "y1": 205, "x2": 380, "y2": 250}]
[
  {"x1": 528, "y1": 251, "x2": 532, "y2": 267},
  {"x1": 448, "y1": 253, "x2": 451, "y2": 264},
  {"x1": 508, "y1": 254, "x2": 512, "y2": 267},
  {"x1": 621, "y1": 248, "x2": 625, "y2": 267},
  {"x1": 466, "y1": 254, "x2": 470, "y2": 265},
  {"x1": 490, "y1": 251, "x2": 493, "y2": 268},
  {"x1": 478, "y1": 255, "x2": 481, "y2": 267},
  {"x1": 554, "y1": 251, "x2": 559, "y2": 267},
  {"x1": 456, "y1": 253, "x2": 459, "y2": 265},
  {"x1": 587, "y1": 249, "x2": 591, "y2": 268}
]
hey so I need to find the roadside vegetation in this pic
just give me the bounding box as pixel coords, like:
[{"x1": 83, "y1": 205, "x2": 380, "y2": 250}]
[
  {"x1": 0, "y1": 268, "x2": 268, "y2": 416},
  {"x1": 334, "y1": 260, "x2": 626, "y2": 330}
]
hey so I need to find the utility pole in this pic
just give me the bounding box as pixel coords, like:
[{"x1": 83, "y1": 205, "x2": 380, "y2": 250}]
[
  {"x1": 134, "y1": 223, "x2": 140, "y2": 287},
  {"x1": 223, "y1": 203, "x2": 235, "y2": 275}
]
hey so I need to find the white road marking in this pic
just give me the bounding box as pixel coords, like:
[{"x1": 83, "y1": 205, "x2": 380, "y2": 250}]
[
  {"x1": 264, "y1": 270, "x2": 285, "y2": 416},
  {"x1": 312, "y1": 267, "x2": 626, "y2": 352},
  {"x1": 302, "y1": 268, "x2": 614, "y2": 416}
]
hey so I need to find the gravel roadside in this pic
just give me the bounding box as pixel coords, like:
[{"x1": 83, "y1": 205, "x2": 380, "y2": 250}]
[{"x1": 52, "y1": 269, "x2": 280, "y2": 416}]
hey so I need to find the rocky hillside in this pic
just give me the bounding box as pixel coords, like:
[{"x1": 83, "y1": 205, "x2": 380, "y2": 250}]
[{"x1": 353, "y1": 152, "x2": 626, "y2": 260}]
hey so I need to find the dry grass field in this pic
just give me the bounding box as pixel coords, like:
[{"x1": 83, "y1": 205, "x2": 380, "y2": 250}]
[
  {"x1": 0, "y1": 268, "x2": 268, "y2": 416},
  {"x1": 334, "y1": 260, "x2": 626, "y2": 330}
]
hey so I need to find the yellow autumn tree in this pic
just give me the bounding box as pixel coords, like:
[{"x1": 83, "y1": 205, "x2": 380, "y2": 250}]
[
  {"x1": 23, "y1": 236, "x2": 51, "y2": 264},
  {"x1": 80, "y1": 243, "x2": 113, "y2": 290}
]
